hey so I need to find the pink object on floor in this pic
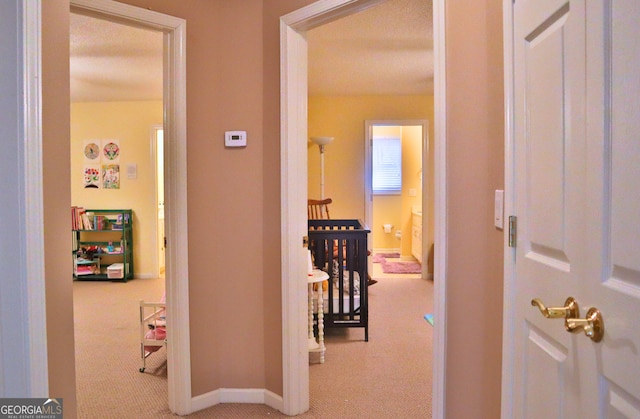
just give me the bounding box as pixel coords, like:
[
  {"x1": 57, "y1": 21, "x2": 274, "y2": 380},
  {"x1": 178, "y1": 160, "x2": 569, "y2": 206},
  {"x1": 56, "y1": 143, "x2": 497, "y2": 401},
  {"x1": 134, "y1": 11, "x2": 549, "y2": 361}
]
[
  {"x1": 144, "y1": 326, "x2": 166, "y2": 353},
  {"x1": 372, "y1": 252, "x2": 400, "y2": 263},
  {"x1": 380, "y1": 259, "x2": 421, "y2": 274}
]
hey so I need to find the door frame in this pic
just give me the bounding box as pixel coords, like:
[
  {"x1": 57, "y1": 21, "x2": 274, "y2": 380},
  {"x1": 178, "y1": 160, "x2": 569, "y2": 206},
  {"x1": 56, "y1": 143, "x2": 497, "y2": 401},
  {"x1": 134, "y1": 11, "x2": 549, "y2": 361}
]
[
  {"x1": 21, "y1": 0, "x2": 48, "y2": 396},
  {"x1": 280, "y1": 0, "x2": 447, "y2": 416},
  {"x1": 364, "y1": 119, "x2": 429, "y2": 278},
  {"x1": 68, "y1": 1, "x2": 191, "y2": 414},
  {"x1": 500, "y1": 0, "x2": 516, "y2": 416},
  {"x1": 151, "y1": 124, "x2": 165, "y2": 277},
  {"x1": 23, "y1": 0, "x2": 192, "y2": 414}
]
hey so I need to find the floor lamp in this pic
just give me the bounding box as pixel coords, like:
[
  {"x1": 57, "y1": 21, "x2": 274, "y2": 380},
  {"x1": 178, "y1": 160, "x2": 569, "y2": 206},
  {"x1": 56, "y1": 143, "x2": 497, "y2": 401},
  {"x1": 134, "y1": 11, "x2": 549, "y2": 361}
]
[{"x1": 310, "y1": 136, "x2": 334, "y2": 200}]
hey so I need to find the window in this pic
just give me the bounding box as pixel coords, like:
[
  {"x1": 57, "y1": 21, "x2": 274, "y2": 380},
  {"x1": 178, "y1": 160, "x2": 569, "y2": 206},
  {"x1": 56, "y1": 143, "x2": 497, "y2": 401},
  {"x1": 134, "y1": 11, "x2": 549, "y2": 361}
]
[{"x1": 372, "y1": 136, "x2": 402, "y2": 194}]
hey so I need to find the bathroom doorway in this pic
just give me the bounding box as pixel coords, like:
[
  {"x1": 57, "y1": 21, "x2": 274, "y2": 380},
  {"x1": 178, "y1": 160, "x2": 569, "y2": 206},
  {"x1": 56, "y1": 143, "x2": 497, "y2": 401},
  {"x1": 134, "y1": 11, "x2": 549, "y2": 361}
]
[{"x1": 365, "y1": 120, "x2": 430, "y2": 279}]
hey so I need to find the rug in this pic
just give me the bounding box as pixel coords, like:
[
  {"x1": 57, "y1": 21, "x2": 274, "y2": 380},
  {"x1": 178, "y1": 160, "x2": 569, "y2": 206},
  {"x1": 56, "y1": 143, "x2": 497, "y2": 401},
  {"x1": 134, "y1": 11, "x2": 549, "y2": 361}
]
[
  {"x1": 372, "y1": 252, "x2": 400, "y2": 263},
  {"x1": 381, "y1": 259, "x2": 422, "y2": 274}
]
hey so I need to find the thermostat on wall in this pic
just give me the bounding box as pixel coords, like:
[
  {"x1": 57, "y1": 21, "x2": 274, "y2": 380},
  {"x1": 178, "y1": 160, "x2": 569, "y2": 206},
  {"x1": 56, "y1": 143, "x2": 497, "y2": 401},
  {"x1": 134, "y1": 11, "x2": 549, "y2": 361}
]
[{"x1": 225, "y1": 131, "x2": 247, "y2": 147}]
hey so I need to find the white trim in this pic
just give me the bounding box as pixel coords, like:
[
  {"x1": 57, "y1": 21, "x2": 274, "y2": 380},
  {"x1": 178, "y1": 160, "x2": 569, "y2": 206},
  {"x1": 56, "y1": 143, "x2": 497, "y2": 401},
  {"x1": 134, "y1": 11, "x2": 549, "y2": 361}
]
[
  {"x1": 500, "y1": 0, "x2": 516, "y2": 417},
  {"x1": 23, "y1": 0, "x2": 49, "y2": 397},
  {"x1": 280, "y1": 17, "x2": 310, "y2": 416},
  {"x1": 69, "y1": 1, "x2": 191, "y2": 415},
  {"x1": 191, "y1": 388, "x2": 283, "y2": 413},
  {"x1": 149, "y1": 124, "x2": 164, "y2": 279},
  {"x1": 432, "y1": 0, "x2": 447, "y2": 417},
  {"x1": 281, "y1": 0, "x2": 446, "y2": 416}
]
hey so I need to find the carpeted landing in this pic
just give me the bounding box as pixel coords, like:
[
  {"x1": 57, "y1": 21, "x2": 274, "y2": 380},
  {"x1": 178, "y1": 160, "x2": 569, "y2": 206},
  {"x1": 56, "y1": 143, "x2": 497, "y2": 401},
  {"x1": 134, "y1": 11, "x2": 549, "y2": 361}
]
[{"x1": 74, "y1": 274, "x2": 433, "y2": 418}]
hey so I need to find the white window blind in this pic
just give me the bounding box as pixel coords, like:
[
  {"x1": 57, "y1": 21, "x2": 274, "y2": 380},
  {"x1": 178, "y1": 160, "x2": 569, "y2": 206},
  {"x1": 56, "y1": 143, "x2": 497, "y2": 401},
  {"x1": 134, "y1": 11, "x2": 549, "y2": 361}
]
[{"x1": 372, "y1": 136, "x2": 402, "y2": 194}]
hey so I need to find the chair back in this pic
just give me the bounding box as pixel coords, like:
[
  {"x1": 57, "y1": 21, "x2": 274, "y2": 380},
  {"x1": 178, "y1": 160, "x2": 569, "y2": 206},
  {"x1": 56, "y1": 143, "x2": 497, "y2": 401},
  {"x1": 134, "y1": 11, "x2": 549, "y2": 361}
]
[{"x1": 308, "y1": 198, "x2": 332, "y2": 219}]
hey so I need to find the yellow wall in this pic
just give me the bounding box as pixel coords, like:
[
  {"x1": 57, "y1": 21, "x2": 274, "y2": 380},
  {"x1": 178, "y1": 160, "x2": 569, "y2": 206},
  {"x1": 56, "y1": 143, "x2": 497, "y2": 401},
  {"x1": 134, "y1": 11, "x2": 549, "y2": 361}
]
[
  {"x1": 400, "y1": 125, "x2": 423, "y2": 256},
  {"x1": 308, "y1": 95, "x2": 433, "y2": 256},
  {"x1": 71, "y1": 101, "x2": 163, "y2": 277}
]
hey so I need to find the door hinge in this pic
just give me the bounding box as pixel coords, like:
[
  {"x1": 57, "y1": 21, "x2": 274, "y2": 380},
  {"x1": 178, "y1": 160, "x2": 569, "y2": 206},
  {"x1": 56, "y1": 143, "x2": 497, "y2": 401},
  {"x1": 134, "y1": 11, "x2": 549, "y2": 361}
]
[{"x1": 508, "y1": 216, "x2": 517, "y2": 247}]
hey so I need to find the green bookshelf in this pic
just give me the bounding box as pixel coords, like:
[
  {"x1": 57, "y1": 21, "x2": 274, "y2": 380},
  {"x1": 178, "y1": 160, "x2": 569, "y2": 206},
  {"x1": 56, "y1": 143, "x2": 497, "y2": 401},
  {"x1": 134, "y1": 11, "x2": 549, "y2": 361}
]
[{"x1": 72, "y1": 209, "x2": 133, "y2": 281}]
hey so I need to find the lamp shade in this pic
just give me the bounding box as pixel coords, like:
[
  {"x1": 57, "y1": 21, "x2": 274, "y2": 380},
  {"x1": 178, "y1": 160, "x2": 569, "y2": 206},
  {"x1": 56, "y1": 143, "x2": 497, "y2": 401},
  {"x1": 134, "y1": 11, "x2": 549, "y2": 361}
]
[{"x1": 310, "y1": 136, "x2": 334, "y2": 146}]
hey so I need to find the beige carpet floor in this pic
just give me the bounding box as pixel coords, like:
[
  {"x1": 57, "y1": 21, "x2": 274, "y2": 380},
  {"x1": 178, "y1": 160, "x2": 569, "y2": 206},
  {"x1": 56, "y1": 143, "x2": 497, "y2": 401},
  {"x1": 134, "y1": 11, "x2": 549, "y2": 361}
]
[{"x1": 74, "y1": 273, "x2": 433, "y2": 418}]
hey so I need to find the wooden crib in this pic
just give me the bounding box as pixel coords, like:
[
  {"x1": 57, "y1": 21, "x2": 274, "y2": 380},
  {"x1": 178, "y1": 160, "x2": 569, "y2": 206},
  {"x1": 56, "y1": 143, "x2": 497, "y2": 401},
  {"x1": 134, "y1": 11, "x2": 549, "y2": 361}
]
[{"x1": 308, "y1": 219, "x2": 370, "y2": 341}]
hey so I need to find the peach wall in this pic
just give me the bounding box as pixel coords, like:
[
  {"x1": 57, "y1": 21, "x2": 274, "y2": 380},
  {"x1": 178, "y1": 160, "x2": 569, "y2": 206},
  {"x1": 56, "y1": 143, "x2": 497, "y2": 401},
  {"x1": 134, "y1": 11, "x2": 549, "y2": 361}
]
[
  {"x1": 445, "y1": 0, "x2": 504, "y2": 417},
  {"x1": 115, "y1": 0, "x2": 316, "y2": 397},
  {"x1": 42, "y1": 1, "x2": 77, "y2": 417},
  {"x1": 41, "y1": 0, "x2": 504, "y2": 416}
]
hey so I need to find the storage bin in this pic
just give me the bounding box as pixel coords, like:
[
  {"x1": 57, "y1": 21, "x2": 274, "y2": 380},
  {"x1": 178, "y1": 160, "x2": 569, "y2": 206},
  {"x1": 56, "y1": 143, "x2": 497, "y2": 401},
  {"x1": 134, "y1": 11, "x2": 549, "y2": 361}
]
[{"x1": 107, "y1": 263, "x2": 124, "y2": 279}]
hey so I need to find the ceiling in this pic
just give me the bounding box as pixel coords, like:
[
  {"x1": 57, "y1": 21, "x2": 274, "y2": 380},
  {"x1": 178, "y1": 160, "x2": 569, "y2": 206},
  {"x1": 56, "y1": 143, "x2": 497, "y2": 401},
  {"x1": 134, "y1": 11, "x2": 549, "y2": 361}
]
[{"x1": 69, "y1": 0, "x2": 433, "y2": 103}]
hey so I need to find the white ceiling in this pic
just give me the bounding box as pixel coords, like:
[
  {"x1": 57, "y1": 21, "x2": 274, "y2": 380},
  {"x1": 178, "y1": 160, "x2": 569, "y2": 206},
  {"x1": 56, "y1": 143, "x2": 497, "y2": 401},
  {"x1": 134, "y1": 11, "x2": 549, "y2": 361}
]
[
  {"x1": 307, "y1": 0, "x2": 433, "y2": 96},
  {"x1": 69, "y1": 0, "x2": 433, "y2": 102},
  {"x1": 70, "y1": 14, "x2": 163, "y2": 102}
]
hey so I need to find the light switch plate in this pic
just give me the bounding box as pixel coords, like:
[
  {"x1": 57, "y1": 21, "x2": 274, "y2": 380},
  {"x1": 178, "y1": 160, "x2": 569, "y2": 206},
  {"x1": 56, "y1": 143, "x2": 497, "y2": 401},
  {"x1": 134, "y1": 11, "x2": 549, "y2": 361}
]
[{"x1": 494, "y1": 190, "x2": 504, "y2": 229}]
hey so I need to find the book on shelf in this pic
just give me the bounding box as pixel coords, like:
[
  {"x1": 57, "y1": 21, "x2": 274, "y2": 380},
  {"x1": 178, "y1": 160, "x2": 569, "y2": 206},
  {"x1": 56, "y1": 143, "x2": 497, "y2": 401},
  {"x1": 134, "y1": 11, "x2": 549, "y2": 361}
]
[
  {"x1": 81, "y1": 213, "x2": 93, "y2": 230},
  {"x1": 71, "y1": 206, "x2": 84, "y2": 230},
  {"x1": 71, "y1": 207, "x2": 131, "y2": 231}
]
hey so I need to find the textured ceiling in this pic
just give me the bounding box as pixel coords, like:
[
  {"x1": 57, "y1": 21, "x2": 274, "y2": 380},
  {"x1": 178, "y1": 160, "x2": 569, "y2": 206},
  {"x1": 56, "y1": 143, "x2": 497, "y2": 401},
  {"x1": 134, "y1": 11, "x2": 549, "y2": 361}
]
[
  {"x1": 70, "y1": 13, "x2": 163, "y2": 102},
  {"x1": 308, "y1": 0, "x2": 433, "y2": 96},
  {"x1": 69, "y1": 0, "x2": 433, "y2": 102}
]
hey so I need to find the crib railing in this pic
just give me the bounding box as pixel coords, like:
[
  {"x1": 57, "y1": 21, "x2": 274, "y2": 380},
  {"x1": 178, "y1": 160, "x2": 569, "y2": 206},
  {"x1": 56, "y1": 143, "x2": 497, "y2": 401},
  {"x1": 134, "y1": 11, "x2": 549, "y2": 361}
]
[{"x1": 308, "y1": 219, "x2": 370, "y2": 341}]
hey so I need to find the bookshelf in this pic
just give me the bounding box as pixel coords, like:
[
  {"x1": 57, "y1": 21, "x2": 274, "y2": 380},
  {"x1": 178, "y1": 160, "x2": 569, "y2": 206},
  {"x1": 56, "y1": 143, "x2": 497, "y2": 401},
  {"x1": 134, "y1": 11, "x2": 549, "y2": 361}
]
[{"x1": 72, "y1": 208, "x2": 133, "y2": 281}]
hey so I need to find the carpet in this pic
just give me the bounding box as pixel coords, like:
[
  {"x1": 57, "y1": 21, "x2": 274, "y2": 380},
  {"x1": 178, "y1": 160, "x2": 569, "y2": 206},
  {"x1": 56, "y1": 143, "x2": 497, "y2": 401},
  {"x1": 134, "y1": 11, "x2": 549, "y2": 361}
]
[
  {"x1": 372, "y1": 252, "x2": 400, "y2": 263},
  {"x1": 381, "y1": 259, "x2": 422, "y2": 274}
]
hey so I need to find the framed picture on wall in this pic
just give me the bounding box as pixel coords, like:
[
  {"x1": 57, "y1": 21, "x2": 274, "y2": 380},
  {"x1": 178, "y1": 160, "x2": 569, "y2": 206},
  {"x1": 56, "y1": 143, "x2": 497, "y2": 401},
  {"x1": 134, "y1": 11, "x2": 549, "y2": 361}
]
[
  {"x1": 83, "y1": 166, "x2": 101, "y2": 189},
  {"x1": 102, "y1": 164, "x2": 120, "y2": 189}
]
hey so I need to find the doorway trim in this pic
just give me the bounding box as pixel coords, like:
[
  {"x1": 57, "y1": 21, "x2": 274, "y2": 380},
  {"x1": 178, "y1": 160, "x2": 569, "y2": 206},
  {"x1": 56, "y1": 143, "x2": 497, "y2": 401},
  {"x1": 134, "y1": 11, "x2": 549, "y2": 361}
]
[
  {"x1": 364, "y1": 119, "x2": 429, "y2": 278},
  {"x1": 281, "y1": 0, "x2": 446, "y2": 417},
  {"x1": 151, "y1": 125, "x2": 165, "y2": 278},
  {"x1": 22, "y1": 0, "x2": 49, "y2": 397},
  {"x1": 69, "y1": 0, "x2": 191, "y2": 414}
]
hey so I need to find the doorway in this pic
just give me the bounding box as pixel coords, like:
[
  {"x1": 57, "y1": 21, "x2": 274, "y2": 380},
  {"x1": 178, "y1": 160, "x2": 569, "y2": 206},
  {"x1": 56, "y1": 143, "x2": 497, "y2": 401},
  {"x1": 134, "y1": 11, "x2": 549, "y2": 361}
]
[
  {"x1": 69, "y1": 10, "x2": 166, "y2": 411},
  {"x1": 281, "y1": 0, "x2": 444, "y2": 415},
  {"x1": 69, "y1": 0, "x2": 191, "y2": 414},
  {"x1": 364, "y1": 120, "x2": 430, "y2": 279}
]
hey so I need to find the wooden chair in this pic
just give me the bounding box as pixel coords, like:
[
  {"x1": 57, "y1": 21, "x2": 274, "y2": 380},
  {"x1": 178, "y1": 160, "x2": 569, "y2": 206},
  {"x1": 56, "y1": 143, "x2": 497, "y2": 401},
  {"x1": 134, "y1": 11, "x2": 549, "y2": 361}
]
[{"x1": 308, "y1": 198, "x2": 332, "y2": 220}]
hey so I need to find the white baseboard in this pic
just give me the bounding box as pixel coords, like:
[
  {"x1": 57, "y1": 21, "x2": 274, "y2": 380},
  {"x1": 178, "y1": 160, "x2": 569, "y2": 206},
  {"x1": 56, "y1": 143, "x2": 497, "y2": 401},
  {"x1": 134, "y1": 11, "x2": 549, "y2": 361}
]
[
  {"x1": 372, "y1": 247, "x2": 400, "y2": 254},
  {"x1": 191, "y1": 388, "x2": 284, "y2": 414},
  {"x1": 133, "y1": 273, "x2": 156, "y2": 279}
]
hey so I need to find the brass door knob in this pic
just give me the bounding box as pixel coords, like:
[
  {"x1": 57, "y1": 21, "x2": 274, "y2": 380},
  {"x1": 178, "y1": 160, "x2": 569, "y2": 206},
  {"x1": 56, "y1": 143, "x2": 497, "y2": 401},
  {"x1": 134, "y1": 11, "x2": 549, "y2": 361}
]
[{"x1": 566, "y1": 307, "x2": 604, "y2": 342}]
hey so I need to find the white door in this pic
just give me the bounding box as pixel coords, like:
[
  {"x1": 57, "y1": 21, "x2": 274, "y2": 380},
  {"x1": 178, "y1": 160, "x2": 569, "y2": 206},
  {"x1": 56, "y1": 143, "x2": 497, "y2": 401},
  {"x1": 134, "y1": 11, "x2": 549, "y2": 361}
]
[{"x1": 505, "y1": 0, "x2": 640, "y2": 417}]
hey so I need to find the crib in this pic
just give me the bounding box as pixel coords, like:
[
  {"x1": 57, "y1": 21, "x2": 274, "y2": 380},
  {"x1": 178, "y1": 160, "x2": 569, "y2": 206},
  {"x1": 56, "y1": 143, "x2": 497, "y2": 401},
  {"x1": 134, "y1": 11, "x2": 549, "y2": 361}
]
[
  {"x1": 139, "y1": 300, "x2": 166, "y2": 372},
  {"x1": 308, "y1": 219, "x2": 370, "y2": 341}
]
